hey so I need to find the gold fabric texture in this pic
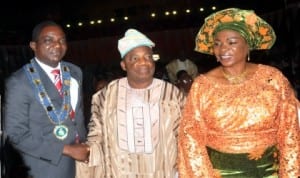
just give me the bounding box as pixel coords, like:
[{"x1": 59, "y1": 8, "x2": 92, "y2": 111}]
[{"x1": 177, "y1": 64, "x2": 300, "y2": 178}]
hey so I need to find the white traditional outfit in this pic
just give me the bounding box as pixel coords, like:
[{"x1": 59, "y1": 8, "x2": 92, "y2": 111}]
[
  {"x1": 76, "y1": 29, "x2": 186, "y2": 178},
  {"x1": 76, "y1": 78, "x2": 185, "y2": 177}
]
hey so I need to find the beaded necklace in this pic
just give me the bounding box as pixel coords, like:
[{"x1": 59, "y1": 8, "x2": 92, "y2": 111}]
[{"x1": 23, "y1": 59, "x2": 71, "y2": 140}]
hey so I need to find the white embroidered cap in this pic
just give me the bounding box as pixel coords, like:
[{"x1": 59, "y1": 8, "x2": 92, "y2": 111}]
[{"x1": 118, "y1": 29, "x2": 155, "y2": 58}]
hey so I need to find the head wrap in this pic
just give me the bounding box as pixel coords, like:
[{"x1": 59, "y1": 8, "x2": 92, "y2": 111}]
[
  {"x1": 195, "y1": 8, "x2": 276, "y2": 55},
  {"x1": 118, "y1": 29, "x2": 155, "y2": 58}
]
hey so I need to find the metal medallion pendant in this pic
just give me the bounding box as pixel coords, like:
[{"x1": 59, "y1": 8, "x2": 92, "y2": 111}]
[{"x1": 53, "y1": 125, "x2": 69, "y2": 140}]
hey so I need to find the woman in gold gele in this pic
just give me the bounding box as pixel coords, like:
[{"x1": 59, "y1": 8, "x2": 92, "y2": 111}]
[{"x1": 177, "y1": 8, "x2": 300, "y2": 178}]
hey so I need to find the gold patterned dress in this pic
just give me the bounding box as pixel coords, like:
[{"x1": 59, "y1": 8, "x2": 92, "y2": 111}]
[{"x1": 177, "y1": 64, "x2": 300, "y2": 178}]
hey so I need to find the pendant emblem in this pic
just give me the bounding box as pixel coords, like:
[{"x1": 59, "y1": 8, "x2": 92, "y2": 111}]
[{"x1": 53, "y1": 125, "x2": 69, "y2": 140}]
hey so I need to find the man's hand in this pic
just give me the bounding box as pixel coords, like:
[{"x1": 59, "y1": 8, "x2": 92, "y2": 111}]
[{"x1": 63, "y1": 143, "x2": 90, "y2": 162}]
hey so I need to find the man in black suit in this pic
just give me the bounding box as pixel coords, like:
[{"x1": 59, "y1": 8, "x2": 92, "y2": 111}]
[{"x1": 4, "y1": 21, "x2": 90, "y2": 178}]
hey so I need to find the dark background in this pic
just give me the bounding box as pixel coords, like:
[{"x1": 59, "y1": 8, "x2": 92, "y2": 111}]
[
  {"x1": 0, "y1": 0, "x2": 293, "y2": 45},
  {"x1": 0, "y1": 0, "x2": 299, "y2": 100}
]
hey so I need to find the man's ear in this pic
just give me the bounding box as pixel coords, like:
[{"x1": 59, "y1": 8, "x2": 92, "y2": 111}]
[
  {"x1": 29, "y1": 41, "x2": 36, "y2": 51},
  {"x1": 120, "y1": 60, "x2": 126, "y2": 71}
]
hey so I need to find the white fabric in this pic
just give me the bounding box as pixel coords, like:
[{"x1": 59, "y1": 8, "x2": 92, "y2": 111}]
[
  {"x1": 118, "y1": 29, "x2": 155, "y2": 58},
  {"x1": 117, "y1": 78, "x2": 161, "y2": 153},
  {"x1": 35, "y1": 58, "x2": 78, "y2": 110}
]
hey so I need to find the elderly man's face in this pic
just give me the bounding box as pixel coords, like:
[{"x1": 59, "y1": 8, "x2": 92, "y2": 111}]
[{"x1": 120, "y1": 46, "x2": 155, "y2": 89}]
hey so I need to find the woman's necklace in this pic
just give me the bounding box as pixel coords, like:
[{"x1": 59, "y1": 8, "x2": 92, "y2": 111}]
[{"x1": 222, "y1": 67, "x2": 247, "y2": 84}]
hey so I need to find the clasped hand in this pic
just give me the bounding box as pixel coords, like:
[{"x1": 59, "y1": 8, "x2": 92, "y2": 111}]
[{"x1": 63, "y1": 142, "x2": 90, "y2": 162}]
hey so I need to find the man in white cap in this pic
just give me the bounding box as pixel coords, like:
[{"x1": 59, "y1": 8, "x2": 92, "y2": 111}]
[
  {"x1": 165, "y1": 50, "x2": 198, "y2": 84},
  {"x1": 76, "y1": 29, "x2": 185, "y2": 178}
]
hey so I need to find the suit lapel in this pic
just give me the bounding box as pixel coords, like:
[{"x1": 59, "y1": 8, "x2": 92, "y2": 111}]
[{"x1": 33, "y1": 60, "x2": 63, "y2": 108}]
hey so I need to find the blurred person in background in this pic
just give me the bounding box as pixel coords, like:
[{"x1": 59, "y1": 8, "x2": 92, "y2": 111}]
[
  {"x1": 165, "y1": 50, "x2": 198, "y2": 84},
  {"x1": 175, "y1": 70, "x2": 193, "y2": 96}
]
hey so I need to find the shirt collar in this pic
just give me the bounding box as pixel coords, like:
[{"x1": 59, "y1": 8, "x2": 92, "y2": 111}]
[{"x1": 35, "y1": 58, "x2": 61, "y2": 74}]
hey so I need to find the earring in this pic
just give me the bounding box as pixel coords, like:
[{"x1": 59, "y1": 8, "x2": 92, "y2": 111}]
[{"x1": 247, "y1": 52, "x2": 250, "y2": 61}]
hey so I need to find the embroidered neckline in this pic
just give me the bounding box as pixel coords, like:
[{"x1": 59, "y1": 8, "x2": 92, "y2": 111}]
[{"x1": 222, "y1": 67, "x2": 248, "y2": 84}]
